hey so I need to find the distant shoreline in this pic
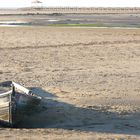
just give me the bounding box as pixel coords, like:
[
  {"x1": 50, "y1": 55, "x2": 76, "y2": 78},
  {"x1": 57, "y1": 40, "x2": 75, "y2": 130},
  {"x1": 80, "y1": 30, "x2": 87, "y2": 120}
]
[{"x1": 0, "y1": 7, "x2": 140, "y2": 15}]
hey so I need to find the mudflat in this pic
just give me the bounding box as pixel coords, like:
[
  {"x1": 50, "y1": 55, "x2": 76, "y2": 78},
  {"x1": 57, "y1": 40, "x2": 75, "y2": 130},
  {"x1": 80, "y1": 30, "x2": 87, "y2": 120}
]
[
  {"x1": 0, "y1": 27, "x2": 140, "y2": 139},
  {"x1": 0, "y1": 14, "x2": 140, "y2": 27}
]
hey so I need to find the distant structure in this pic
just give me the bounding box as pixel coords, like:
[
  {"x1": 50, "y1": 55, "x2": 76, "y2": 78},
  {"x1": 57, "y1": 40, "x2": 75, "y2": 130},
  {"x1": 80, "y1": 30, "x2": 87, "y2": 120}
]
[
  {"x1": 1, "y1": 7, "x2": 140, "y2": 15},
  {"x1": 31, "y1": 0, "x2": 43, "y2": 8}
]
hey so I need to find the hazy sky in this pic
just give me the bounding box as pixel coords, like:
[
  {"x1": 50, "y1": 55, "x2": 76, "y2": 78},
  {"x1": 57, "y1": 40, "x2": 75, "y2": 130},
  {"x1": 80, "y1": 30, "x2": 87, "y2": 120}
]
[{"x1": 0, "y1": 0, "x2": 140, "y2": 8}]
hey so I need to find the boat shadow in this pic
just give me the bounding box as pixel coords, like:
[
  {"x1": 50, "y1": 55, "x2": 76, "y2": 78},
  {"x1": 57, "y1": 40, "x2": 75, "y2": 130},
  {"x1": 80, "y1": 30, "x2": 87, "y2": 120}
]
[{"x1": 15, "y1": 87, "x2": 140, "y2": 135}]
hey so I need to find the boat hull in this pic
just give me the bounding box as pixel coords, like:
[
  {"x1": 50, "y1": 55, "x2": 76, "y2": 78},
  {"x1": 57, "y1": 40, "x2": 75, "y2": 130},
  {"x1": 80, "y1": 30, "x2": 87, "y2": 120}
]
[{"x1": 0, "y1": 81, "x2": 41, "y2": 127}]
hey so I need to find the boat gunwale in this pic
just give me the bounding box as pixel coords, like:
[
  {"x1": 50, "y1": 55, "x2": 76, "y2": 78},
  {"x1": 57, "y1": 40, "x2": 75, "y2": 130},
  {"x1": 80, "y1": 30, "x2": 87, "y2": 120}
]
[{"x1": 0, "y1": 90, "x2": 12, "y2": 97}]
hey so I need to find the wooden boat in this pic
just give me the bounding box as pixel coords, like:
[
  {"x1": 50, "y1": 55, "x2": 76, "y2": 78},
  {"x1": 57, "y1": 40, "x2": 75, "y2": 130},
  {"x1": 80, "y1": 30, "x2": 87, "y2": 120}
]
[{"x1": 0, "y1": 81, "x2": 41, "y2": 127}]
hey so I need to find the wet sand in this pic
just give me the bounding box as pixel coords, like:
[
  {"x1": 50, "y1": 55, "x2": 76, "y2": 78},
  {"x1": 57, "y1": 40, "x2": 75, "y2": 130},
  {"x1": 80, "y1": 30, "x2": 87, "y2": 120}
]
[
  {"x1": 0, "y1": 13, "x2": 140, "y2": 27},
  {"x1": 0, "y1": 27, "x2": 140, "y2": 139}
]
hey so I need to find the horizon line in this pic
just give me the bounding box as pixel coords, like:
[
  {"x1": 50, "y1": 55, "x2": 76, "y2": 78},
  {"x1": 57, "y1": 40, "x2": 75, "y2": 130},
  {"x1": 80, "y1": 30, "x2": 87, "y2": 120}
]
[{"x1": 0, "y1": 6, "x2": 140, "y2": 9}]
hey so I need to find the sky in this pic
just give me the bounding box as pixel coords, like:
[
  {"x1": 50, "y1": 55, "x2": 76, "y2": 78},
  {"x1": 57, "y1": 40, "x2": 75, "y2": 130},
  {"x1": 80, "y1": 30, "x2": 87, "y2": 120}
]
[{"x1": 0, "y1": 0, "x2": 140, "y2": 8}]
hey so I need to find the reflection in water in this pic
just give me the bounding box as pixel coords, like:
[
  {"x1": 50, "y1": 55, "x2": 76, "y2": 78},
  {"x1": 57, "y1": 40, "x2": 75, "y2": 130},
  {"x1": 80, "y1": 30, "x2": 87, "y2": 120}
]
[
  {"x1": 0, "y1": 25, "x2": 21, "y2": 27},
  {"x1": 0, "y1": 21, "x2": 31, "y2": 27},
  {"x1": 48, "y1": 19, "x2": 59, "y2": 22}
]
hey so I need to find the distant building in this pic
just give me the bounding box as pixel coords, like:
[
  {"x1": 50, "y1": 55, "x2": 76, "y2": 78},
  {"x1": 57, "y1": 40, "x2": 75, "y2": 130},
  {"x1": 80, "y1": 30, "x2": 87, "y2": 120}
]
[{"x1": 31, "y1": 0, "x2": 43, "y2": 8}]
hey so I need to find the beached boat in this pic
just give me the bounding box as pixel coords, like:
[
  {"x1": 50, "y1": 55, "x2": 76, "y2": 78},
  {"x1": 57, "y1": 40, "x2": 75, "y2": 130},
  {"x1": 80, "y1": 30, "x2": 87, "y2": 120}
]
[{"x1": 0, "y1": 81, "x2": 41, "y2": 127}]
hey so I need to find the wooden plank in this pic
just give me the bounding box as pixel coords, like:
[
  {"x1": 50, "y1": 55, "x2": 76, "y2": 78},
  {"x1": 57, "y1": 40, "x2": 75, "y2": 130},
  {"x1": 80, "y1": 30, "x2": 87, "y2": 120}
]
[
  {"x1": 12, "y1": 82, "x2": 41, "y2": 100},
  {"x1": 0, "y1": 92, "x2": 11, "y2": 125},
  {"x1": 12, "y1": 82, "x2": 31, "y2": 95}
]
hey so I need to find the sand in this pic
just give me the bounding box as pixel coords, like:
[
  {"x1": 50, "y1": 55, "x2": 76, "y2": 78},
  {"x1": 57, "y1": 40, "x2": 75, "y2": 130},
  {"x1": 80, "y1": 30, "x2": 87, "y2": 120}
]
[{"x1": 0, "y1": 27, "x2": 140, "y2": 139}]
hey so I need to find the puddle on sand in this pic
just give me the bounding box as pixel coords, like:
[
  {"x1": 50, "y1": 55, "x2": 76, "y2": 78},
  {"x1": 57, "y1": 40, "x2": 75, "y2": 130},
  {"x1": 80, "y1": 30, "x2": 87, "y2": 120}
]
[
  {"x1": 0, "y1": 20, "x2": 31, "y2": 27},
  {"x1": 0, "y1": 25, "x2": 22, "y2": 27},
  {"x1": 48, "y1": 19, "x2": 59, "y2": 22}
]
